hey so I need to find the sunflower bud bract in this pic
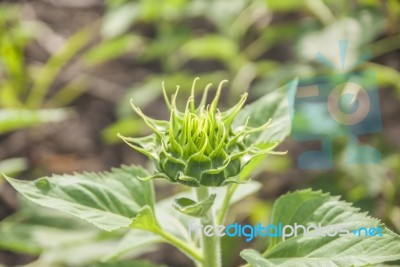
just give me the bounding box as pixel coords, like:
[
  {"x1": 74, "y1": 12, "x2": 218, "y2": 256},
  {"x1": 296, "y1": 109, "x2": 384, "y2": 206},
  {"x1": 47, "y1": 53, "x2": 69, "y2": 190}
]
[{"x1": 119, "y1": 78, "x2": 276, "y2": 187}]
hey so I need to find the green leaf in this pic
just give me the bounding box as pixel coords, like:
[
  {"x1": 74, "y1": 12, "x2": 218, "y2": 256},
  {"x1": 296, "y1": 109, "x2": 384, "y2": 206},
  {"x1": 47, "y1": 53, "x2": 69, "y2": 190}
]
[
  {"x1": 5, "y1": 165, "x2": 155, "y2": 231},
  {"x1": 173, "y1": 194, "x2": 216, "y2": 218},
  {"x1": 240, "y1": 189, "x2": 400, "y2": 267},
  {"x1": 0, "y1": 108, "x2": 73, "y2": 134},
  {"x1": 233, "y1": 79, "x2": 298, "y2": 145}
]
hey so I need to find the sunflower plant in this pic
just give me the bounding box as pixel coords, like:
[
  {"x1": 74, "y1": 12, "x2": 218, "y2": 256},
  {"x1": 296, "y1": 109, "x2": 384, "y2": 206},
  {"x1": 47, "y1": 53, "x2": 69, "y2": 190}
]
[{"x1": 4, "y1": 78, "x2": 400, "y2": 267}]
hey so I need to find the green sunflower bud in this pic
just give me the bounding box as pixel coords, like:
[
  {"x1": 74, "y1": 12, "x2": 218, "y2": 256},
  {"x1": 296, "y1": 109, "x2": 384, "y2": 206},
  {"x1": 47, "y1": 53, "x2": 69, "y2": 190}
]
[{"x1": 119, "y1": 78, "x2": 277, "y2": 187}]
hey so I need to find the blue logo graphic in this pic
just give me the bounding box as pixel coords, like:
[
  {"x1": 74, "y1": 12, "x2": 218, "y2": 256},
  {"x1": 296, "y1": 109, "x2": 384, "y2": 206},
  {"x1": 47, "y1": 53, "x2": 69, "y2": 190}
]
[{"x1": 288, "y1": 40, "x2": 382, "y2": 169}]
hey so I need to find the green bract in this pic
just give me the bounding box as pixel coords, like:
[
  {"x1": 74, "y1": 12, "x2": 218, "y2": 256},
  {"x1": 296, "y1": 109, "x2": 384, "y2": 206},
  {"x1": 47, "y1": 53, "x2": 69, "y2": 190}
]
[{"x1": 119, "y1": 78, "x2": 278, "y2": 187}]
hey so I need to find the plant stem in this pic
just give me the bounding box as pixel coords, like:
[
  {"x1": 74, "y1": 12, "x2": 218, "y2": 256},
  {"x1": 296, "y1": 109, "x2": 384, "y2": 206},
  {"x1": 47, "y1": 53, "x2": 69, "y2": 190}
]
[
  {"x1": 155, "y1": 228, "x2": 203, "y2": 263},
  {"x1": 195, "y1": 186, "x2": 222, "y2": 267},
  {"x1": 217, "y1": 183, "x2": 238, "y2": 225}
]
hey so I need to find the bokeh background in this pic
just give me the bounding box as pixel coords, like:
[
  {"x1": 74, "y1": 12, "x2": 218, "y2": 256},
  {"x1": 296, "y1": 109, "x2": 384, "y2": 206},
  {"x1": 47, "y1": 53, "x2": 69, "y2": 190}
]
[{"x1": 0, "y1": 0, "x2": 399, "y2": 266}]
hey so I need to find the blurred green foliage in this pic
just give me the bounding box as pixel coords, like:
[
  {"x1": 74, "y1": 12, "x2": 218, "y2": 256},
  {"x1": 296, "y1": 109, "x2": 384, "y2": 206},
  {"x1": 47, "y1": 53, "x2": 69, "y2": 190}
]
[
  {"x1": 0, "y1": 4, "x2": 95, "y2": 141},
  {"x1": 97, "y1": 0, "x2": 400, "y2": 143}
]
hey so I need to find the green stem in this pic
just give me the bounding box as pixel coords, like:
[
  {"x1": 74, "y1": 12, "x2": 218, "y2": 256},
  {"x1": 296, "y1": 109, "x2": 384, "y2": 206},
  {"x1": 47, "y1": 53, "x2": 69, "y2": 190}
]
[
  {"x1": 155, "y1": 228, "x2": 203, "y2": 263},
  {"x1": 195, "y1": 187, "x2": 222, "y2": 267},
  {"x1": 217, "y1": 183, "x2": 238, "y2": 225}
]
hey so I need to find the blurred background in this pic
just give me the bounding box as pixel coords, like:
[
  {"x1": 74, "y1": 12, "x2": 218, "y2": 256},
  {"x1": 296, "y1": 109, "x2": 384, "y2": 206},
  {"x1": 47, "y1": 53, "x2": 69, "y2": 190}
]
[{"x1": 0, "y1": 0, "x2": 399, "y2": 266}]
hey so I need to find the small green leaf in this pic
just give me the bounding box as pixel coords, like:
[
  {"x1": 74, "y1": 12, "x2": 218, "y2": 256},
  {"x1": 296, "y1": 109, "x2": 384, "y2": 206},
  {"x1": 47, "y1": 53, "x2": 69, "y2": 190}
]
[
  {"x1": 240, "y1": 189, "x2": 400, "y2": 267},
  {"x1": 5, "y1": 165, "x2": 155, "y2": 232},
  {"x1": 173, "y1": 194, "x2": 216, "y2": 218}
]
